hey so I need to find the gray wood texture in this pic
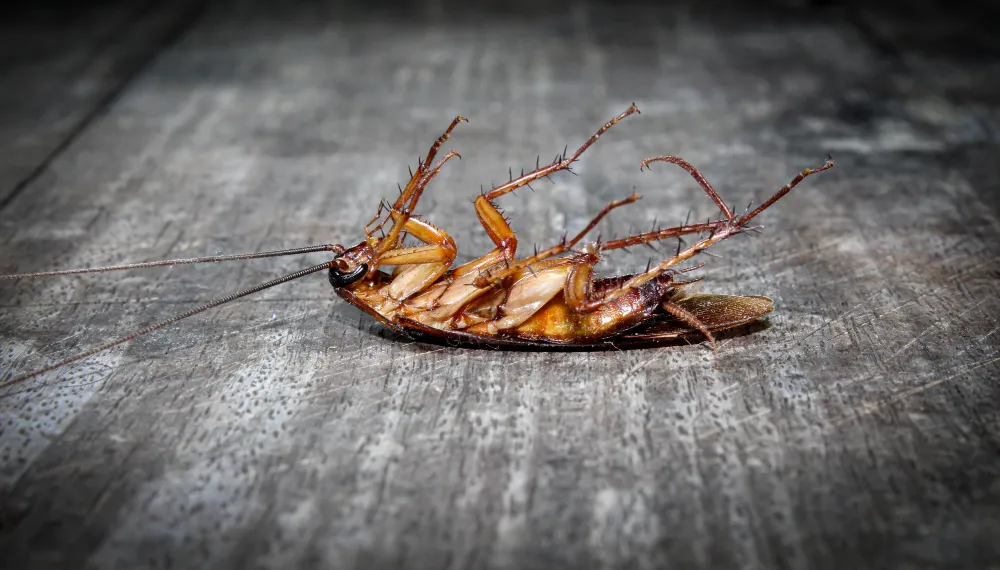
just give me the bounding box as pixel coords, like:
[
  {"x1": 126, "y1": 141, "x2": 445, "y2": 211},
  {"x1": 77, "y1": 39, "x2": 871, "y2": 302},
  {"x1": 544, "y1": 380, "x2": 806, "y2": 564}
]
[{"x1": 1, "y1": 0, "x2": 998, "y2": 568}]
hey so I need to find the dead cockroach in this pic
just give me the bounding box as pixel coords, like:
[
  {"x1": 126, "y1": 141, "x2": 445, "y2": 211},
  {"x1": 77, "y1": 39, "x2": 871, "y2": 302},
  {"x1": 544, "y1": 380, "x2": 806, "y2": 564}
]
[{"x1": 1, "y1": 104, "x2": 834, "y2": 388}]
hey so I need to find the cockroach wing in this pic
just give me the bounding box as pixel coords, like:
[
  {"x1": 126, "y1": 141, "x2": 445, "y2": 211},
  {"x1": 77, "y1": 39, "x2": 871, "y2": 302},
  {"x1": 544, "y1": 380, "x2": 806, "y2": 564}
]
[{"x1": 619, "y1": 293, "x2": 774, "y2": 341}]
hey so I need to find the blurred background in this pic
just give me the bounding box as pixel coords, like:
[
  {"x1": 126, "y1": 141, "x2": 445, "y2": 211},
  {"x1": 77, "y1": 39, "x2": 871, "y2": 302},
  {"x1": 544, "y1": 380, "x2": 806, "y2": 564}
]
[{"x1": 1, "y1": 0, "x2": 998, "y2": 569}]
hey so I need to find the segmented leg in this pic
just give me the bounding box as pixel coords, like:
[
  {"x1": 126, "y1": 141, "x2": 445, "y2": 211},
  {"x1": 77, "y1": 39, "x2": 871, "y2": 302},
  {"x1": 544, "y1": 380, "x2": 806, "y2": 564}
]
[
  {"x1": 376, "y1": 215, "x2": 458, "y2": 302},
  {"x1": 366, "y1": 114, "x2": 467, "y2": 249},
  {"x1": 478, "y1": 104, "x2": 639, "y2": 203},
  {"x1": 574, "y1": 157, "x2": 836, "y2": 312},
  {"x1": 661, "y1": 299, "x2": 718, "y2": 355},
  {"x1": 395, "y1": 116, "x2": 468, "y2": 212},
  {"x1": 465, "y1": 104, "x2": 640, "y2": 266},
  {"x1": 379, "y1": 150, "x2": 463, "y2": 255},
  {"x1": 414, "y1": 198, "x2": 520, "y2": 319},
  {"x1": 418, "y1": 105, "x2": 641, "y2": 319},
  {"x1": 639, "y1": 155, "x2": 734, "y2": 218},
  {"x1": 478, "y1": 151, "x2": 762, "y2": 288},
  {"x1": 472, "y1": 193, "x2": 640, "y2": 288},
  {"x1": 466, "y1": 103, "x2": 639, "y2": 264},
  {"x1": 598, "y1": 155, "x2": 746, "y2": 252}
]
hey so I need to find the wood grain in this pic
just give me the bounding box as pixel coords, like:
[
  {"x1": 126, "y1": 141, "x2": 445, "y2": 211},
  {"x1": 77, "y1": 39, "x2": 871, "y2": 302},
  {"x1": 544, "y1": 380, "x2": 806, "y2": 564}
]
[{"x1": 1, "y1": 0, "x2": 998, "y2": 568}]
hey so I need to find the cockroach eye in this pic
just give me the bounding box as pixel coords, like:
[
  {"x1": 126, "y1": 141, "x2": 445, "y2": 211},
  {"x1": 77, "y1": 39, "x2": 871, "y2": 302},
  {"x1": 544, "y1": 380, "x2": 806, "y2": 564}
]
[{"x1": 328, "y1": 261, "x2": 368, "y2": 288}]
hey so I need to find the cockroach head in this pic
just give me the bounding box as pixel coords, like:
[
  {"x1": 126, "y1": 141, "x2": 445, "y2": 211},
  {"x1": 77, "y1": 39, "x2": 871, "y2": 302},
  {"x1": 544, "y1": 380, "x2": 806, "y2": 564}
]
[{"x1": 328, "y1": 241, "x2": 374, "y2": 289}]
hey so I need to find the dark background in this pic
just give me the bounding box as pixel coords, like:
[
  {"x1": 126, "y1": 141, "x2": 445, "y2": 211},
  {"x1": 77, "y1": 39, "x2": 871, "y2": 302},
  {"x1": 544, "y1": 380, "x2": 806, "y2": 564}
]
[{"x1": 1, "y1": 0, "x2": 998, "y2": 568}]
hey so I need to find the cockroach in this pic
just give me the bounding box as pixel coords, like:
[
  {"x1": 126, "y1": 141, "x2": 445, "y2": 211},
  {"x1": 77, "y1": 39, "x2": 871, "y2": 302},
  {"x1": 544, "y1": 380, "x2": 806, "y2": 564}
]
[{"x1": 0, "y1": 104, "x2": 834, "y2": 389}]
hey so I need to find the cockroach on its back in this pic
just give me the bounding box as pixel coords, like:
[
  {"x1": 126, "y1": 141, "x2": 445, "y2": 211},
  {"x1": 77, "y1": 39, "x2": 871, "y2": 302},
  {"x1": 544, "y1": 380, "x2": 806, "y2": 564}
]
[{"x1": 0, "y1": 104, "x2": 834, "y2": 388}]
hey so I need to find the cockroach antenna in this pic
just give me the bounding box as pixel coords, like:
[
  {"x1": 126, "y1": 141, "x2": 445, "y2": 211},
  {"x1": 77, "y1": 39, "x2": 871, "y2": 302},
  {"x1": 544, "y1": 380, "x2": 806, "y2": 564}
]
[
  {"x1": 0, "y1": 245, "x2": 340, "y2": 281},
  {"x1": 3, "y1": 262, "x2": 332, "y2": 389}
]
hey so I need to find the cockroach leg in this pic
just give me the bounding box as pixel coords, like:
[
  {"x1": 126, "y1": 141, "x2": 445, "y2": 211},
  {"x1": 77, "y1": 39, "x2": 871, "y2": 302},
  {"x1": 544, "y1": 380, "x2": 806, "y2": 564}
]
[
  {"x1": 579, "y1": 157, "x2": 836, "y2": 310},
  {"x1": 480, "y1": 104, "x2": 639, "y2": 202},
  {"x1": 376, "y1": 216, "x2": 457, "y2": 302},
  {"x1": 661, "y1": 299, "x2": 718, "y2": 355},
  {"x1": 396, "y1": 117, "x2": 468, "y2": 210},
  {"x1": 366, "y1": 115, "x2": 468, "y2": 240},
  {"x1": 473, "y1": 192, "x2": 641, "y2": 288},
  {"x1": 364, "y1": 200, "x2": 388, "y2": 237},
  {"x1": 737, "y1": 156, "x2": 835, "y2": 224},
  {"x1": 412, "y1": 197, "x2": 521, "y2": 319},
  {"x1": 640, "y1": 155, "x2": 734, "y2": 219},
  {"x1": 598, "y1": 220, "x2": 730, "y2": 252},
  {"x1": 418, "y1": 99, "x2": 640, "y2": 321},
  {"x1": 453, "y1": 104, "x2": 641, "y2": 283},
  {"x1": 378, "y1": 150, "x2": 462, "y2": 254}
]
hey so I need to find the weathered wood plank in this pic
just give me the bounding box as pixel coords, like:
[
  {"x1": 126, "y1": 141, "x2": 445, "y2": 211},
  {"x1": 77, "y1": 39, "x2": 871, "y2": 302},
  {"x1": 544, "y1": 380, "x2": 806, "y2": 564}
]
[
  {"x1": 0, "y1": 0, "x2": 205, "y2": 207},
  {"x1": 1, "y1": 1, "x2": 998, "y2": 568}
]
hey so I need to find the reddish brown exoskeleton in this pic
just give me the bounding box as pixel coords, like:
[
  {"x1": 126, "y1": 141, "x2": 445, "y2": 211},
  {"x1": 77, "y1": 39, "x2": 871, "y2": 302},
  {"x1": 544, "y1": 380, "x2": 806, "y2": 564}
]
[{"x1": 1, "y1": 104, "x2": 834, "y2": 388}]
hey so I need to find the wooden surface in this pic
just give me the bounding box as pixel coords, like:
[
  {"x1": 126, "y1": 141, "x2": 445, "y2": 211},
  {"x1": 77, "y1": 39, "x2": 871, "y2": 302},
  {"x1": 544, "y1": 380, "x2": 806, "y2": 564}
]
[{"x1": 1, "y1": 0, "x2": 998, "y2": 568}]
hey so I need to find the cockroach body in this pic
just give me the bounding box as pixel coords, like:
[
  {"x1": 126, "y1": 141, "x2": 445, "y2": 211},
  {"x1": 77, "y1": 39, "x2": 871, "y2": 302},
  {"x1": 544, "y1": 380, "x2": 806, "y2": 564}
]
[
  {"x1": 1, "y1": 104, "x2": 834, "y2": 387},
  {"x1": 323, "y1": 104, "x2": 831, "y2": 349}
]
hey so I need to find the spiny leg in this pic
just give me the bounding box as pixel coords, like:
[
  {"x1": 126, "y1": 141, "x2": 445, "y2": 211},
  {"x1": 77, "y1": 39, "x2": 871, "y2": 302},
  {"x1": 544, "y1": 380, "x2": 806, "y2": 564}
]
[
  {"x1": 479, "y1": 156, "x2": 833, "y2": 348},
  {"x1": 588, "y1": 154, "x2": 748, "y2": 253},
  {"x1": 378, "y1": 150, "x2": 462, "y2": 255},
  {"x1": 395, "y1": 116, "x2": 468, "y2": 212},
  {"x1": 401, "y1": 105, "x2": 642, "y2": 319},
  {"x1": 457, "y1": 105, "x2": 640, "y2": 279},
  {"x1": 419, "y1": 193, "x2": 522, "y2": 318},
  {"x1": 415, "y1": 179, "x2": 569, "y2": 320},
  {"x1": 479, "y1": 104, "x2": 639, "y2": 202},
  {"x1": 473, "y1": 192, "x2": 641, "y2": 288},
  {"x1": 596, "y1": 156, "x2": 835, "y2": 253},
  {"x1": 574, "y1": 157, "x2": 836, "y2": 311},
  {"x1": 376, "y1": 215, "x2": 458, "y2": 302},
  {"x1": 737, "y1": 157, "x2": 835, "y2": 224},
  {"x1": 371, "y1": 115, "x2": 468, "y2": 245},
  {"x1": 661, "y1": 299, "x2": 718, "y2": 355},
  {"x1": 639, "y1": 155, "x2": 734, "y2": 219},
  {"x1": 597, "y1": 220, "x2": 728, "y2": 252},
  {"x1": 476, "y1": 150, "x2": 746, "y2": 260}
]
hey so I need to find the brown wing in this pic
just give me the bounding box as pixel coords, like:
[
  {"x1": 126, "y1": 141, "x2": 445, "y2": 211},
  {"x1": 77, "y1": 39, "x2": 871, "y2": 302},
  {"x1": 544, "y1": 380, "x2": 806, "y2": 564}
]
[{"x1": 615, "y1": 293, "x2": 774, "y2": 343}]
